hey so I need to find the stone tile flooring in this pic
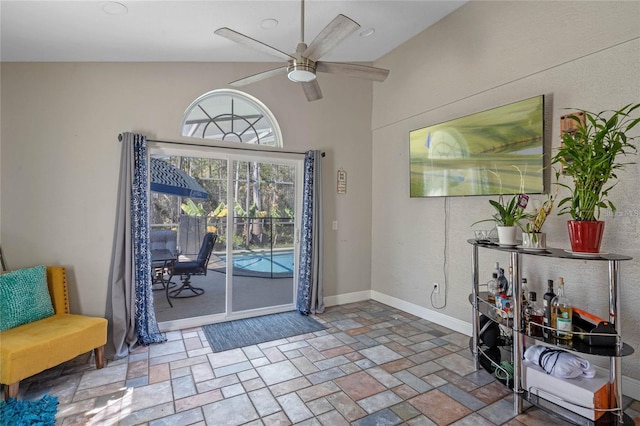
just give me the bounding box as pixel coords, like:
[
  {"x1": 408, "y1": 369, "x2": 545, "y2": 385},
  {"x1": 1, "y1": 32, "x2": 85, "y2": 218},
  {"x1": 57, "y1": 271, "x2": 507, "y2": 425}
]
[{"x1": 18, "y1": 300, "x2": 640, "y2": 425}]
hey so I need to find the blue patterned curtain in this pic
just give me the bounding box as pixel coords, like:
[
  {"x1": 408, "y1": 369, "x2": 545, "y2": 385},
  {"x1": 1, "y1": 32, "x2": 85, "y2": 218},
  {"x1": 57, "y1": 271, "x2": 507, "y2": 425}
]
[
  {"x1": 106, "y1": 133, "x2": 164, "y2": 359},
  {"x1": 131, "y1": 136, "x2": 165, "y2": 346},
  {"x1": 297, "y1": 150, "x2": 324, "y2": 315}
]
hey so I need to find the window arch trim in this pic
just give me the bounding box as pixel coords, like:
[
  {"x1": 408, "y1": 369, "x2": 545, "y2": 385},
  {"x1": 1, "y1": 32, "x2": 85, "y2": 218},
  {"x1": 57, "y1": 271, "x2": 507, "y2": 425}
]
[{"x1": 181, "y1": 89, "x2": 283, "y2": 148}]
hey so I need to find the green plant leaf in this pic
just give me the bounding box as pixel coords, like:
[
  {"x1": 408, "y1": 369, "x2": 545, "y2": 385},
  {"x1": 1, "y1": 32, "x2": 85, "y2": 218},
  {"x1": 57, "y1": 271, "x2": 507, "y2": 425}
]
[{"x1": 551, "y1": 103, "x2": 639, "y2": 220}]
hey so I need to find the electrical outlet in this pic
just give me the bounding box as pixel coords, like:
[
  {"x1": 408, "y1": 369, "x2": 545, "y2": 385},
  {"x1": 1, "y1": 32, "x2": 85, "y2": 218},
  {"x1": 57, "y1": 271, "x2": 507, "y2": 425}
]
[{"x1": 433, "y1": 283, "x2": 440, "y2": 294}]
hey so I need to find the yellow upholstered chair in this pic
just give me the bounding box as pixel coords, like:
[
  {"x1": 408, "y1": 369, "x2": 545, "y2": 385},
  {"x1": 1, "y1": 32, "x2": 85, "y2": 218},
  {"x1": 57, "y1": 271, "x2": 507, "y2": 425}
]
[{"x1": 0, "y1": 266, "x2": 107, "y2": 400}]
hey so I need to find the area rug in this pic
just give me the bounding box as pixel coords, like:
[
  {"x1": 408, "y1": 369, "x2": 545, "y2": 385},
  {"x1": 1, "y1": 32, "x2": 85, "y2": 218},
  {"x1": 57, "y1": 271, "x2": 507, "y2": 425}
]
[
  {"x1": 203, "y1": 311, "x2": 326, "y2": 352},
  {"x1": 0, "y1": 394, "x2": 58, "y2": 426}
]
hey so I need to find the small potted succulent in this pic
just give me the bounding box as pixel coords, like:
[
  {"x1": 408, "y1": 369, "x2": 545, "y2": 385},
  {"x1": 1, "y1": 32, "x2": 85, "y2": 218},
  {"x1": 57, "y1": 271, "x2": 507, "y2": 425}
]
[
  {"x1": 473, "y1": 194, "x2": 529, "y2": 246},
  {"x1": 552, "y1": 103, "x2": 639, "y2": 253}
]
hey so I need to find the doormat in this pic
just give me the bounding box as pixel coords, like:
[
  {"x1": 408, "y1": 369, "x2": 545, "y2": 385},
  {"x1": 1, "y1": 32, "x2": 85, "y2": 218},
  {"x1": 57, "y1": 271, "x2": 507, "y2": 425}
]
[
  {"x1": 202, "y1": 311, "x2": 326, "y2": 352},
  {"x1": 0, "y1": 394, "x2": 58, "y2": 426}
]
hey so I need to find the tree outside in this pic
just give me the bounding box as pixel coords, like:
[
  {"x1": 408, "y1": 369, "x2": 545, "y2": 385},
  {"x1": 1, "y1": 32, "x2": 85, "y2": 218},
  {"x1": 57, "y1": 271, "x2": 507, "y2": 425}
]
[{"x1": 151, "y1": 156, "x2": 296, "y2": 253}]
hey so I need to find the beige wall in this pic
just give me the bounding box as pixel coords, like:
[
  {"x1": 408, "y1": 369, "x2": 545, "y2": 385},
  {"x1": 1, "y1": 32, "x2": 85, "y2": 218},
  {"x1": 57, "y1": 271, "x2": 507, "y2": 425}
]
[
  {"x1": 371, "y1": 1, "x2": 640, "y2": 381},
  {"x1": 2, "y1": 0, "x2": 639, "y2": 387},
  {"x1": 0, "y1": 62, "x2": 373, "y2": 316}
]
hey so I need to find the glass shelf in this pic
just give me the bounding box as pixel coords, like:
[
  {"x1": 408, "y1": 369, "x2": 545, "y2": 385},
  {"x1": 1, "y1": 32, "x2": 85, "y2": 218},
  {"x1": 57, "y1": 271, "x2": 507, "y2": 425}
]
[
  {"x1": 469, "y1": 292, "x2": 634, "y2": 357},
  {"x1": 467, "y1": 239, "x2": 632, "y2": 261}
]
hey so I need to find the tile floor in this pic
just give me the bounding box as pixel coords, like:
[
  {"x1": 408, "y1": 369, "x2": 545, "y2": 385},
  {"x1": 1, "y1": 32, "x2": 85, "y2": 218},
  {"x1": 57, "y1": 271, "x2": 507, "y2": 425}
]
[{"x1": 18, "y1": 300, "x2": 640, "y2": 425}]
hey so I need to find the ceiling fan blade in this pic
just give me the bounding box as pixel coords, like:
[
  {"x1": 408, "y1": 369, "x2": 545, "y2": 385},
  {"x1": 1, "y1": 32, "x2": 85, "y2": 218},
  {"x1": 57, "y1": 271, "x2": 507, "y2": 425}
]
[
  {"x1": 303, "y1": 14, "x2": 360, "y2": 62},
  {"x1": 215, "y1": 27, "x2": 295, "y2": 61},
  {"x1": 302, "y1": 80, "x2": 323, "y2": 102},
  {"x1": 229, "y1": 67, "x2": 288, "y2": 87},
  {"x1": 316, "y1": 61, "x2": 390, "y2": 82}
]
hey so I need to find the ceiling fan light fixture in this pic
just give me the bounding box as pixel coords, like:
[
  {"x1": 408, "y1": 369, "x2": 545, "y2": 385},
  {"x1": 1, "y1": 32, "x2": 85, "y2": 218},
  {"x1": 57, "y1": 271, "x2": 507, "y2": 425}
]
[{"x1": 287, "y1": 63, "x2": 316, "y2": 82}]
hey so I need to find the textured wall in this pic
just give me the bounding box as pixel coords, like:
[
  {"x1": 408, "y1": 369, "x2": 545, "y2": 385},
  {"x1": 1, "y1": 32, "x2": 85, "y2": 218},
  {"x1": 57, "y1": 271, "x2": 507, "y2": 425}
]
[
  {"x1": 0, "y1": 62, "x2": 374, "y2": 317},
  {"x1": 371, "y1": 1, "x2": 640, "y2": 381}
]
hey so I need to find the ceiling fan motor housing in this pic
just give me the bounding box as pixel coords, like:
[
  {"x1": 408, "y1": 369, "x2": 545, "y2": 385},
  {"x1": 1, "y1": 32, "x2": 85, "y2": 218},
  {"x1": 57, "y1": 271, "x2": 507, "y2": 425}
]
[
  {"x1": 287, "y1": 42, "x2": 317, "y2": 82},
  {"x1": 287, "y1": 59, "x2": 317, "y2": 82}
]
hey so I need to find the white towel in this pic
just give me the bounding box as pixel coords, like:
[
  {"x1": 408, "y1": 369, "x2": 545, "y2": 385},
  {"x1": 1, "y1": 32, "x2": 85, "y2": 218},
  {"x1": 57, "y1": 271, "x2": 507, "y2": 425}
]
[{"x1": 524, "y1": 345, "x2": 595, "y2": 379}]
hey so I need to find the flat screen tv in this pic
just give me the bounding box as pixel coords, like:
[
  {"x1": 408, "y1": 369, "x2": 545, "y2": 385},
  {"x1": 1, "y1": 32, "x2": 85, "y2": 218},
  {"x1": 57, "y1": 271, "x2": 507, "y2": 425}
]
[{"x1": 409, "y1": 95, "x2": 545, "y2": 197}]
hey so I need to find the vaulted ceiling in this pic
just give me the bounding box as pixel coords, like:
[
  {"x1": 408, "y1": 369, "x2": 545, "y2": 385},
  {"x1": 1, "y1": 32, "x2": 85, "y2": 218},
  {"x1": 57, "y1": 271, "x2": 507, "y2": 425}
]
[{"x1": 0, "y1": 1, "x2": 465, "y2": 62}]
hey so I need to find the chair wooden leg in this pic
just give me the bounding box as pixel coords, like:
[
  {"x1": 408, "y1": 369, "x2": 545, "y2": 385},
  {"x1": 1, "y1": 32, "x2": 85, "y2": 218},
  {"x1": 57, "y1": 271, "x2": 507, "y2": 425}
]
[
  {"x1": 94, "y1": 346, "x2": 105, "y2": 369},
  {"x1": 3, "y1": 382, "x2": 19, "y2": 400}
]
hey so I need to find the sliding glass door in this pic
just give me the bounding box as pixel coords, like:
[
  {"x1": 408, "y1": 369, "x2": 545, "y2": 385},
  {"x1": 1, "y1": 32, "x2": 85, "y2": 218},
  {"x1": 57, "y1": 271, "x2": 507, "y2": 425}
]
[
  {"x1": 230, "y1": 160, "x2": 297, "y2": 313},
  {"x1": 149, "y1": 144, "x2": 302, "y2": 330}
]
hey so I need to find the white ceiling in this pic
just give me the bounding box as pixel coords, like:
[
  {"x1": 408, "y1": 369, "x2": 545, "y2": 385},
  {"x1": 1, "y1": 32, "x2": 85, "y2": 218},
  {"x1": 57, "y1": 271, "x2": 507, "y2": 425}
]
[{"x1": 0, "y1": 1, "x2": 466, "y2": 62}]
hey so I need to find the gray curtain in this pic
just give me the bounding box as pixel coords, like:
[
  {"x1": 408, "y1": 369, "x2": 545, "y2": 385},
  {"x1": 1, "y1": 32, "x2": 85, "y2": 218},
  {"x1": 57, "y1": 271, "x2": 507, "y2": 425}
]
[
  {"x1": 105, "y1": 133, "x2": 164, "y2": 359},
  {"x1": 296, "y1": 150, "x2": 324, "y2": 315}
]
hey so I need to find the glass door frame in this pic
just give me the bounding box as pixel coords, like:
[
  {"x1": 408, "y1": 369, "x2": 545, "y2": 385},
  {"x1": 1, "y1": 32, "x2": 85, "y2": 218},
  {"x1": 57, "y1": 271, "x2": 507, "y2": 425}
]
[{"x1": 149, "y1": 142, "x2": 304, "y2": 332}]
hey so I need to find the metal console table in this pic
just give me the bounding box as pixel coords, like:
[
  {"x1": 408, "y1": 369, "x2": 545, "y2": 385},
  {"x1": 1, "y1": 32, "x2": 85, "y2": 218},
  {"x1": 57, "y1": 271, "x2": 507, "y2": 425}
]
[{"x1": 468, "y1": 240, "x2": 634, "y2": 425}]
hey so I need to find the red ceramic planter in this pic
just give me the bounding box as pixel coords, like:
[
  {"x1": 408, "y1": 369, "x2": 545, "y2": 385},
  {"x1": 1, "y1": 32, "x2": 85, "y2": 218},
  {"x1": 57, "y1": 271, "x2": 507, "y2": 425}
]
[{"x1": 567, "y1": 220, "x2": 605, "y2": 253}]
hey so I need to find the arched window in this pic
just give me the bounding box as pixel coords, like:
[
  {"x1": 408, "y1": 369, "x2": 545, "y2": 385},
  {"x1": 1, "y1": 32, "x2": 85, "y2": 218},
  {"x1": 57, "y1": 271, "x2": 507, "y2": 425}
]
[{"x1": 181, "y1": 89, "x2": 282, "y2": 147}]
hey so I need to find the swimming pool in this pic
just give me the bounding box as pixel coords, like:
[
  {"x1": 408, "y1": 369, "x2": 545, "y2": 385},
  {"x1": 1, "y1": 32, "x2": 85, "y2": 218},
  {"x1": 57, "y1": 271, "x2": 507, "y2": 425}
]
[{"x1": 221, "y1": 251, "x2": 295, "y2": 277}]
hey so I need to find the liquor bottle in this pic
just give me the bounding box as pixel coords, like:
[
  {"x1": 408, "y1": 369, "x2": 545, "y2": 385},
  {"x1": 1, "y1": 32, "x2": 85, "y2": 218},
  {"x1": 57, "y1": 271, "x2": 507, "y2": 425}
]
[
  {"x1": 487, "y1": 272, "x2": 498, "y2": 303},
  {"x1": 525, "y1": 291, "x2": 543, "y2": 336},
  {"x1": 507, "y1": 266, "x2": 514, "y2": 297},
  {"x1": 497, "y1": 268, "x2": 509, "y2": 295},
  {"x1": 543, "y1": 279, "x2": 556, "y2": 338},
  {"x1": 551, "y1": 277, "x2": 573, "y2": 340},
  {"x1": 521, "y1": 278, "x2": 529, "y2": 309},
  {"x1": 520, "y1": 278, "x2": 529, "y2": 329},
  {"x1": 493, "y1": 262, "x2": 501, "y2": 286}
]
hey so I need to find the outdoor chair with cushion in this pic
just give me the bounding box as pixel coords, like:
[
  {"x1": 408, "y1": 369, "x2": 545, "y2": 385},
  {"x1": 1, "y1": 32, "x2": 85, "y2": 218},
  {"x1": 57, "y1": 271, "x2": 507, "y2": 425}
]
[{"x1": 166, "y1": 232, "x2": 216, "y2": 306}]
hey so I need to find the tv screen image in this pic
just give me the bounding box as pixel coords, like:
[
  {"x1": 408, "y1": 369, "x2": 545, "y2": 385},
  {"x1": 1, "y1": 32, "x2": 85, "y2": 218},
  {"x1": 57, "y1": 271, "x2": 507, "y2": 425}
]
[{"x1": 409, "y1": 95, "x2": 545, "y2": 197}]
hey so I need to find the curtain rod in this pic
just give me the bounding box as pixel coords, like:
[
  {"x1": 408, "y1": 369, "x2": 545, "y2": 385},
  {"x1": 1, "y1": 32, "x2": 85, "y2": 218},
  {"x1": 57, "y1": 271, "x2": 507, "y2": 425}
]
[{"x1": 117, "y1": 134, "x2": 325, "y2": 157}]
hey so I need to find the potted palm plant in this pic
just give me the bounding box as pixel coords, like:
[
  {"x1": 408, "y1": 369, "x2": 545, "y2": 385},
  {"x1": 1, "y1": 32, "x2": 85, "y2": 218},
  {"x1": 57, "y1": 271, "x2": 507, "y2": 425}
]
[
  {"x1": 552, "y1": 103, "x2": 640, "y2": 253},
  {"x1": 473, "y1": 194, "x2": 529, "y2": 245}
]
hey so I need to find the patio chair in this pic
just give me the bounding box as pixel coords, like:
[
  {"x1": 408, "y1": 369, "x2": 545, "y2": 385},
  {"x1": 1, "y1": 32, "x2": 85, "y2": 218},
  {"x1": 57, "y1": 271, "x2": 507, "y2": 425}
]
[
  {"x1": 150, "y1": 230, "x2": 177, "y2": 289},
  {"x1": 166, "y1": 232, "x2": 217, "y2": 306}
]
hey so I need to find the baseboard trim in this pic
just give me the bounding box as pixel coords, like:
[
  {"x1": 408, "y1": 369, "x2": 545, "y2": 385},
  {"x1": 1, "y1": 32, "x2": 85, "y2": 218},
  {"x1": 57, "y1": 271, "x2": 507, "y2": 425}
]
[
  {"x1": 324, "y1": 290, "x2": 371, "y2": 307},
  {"x1": 622, "y1": 375, "x2": 640, "y2": 401},
  {"x1": 370, "y1": 290, "x2": 472, "y2": 336}
]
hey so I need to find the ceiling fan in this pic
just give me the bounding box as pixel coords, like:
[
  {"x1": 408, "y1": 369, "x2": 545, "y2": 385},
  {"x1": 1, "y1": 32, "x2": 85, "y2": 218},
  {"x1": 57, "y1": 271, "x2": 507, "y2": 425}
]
[{"x1": 214, "y1": 0, "x2": 390, "y2": 102}]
